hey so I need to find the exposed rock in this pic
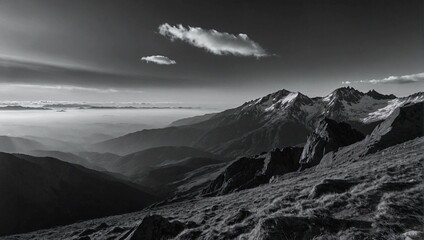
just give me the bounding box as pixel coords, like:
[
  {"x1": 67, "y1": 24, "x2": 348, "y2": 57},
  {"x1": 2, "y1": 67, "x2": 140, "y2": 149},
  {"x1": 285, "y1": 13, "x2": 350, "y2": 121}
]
[
  {"x1": 365, "y1": 89, "x2": 396, "y2": 100},
  {"x1": 402, "y1": 231, "x2": 424, "y2": 240},
  {"x1": 319, "y1": 102, "x2": 424, "y2": 168},
  {"x1": 366, "y1": 102, "x2": 424, "y2": 154},
  {"x1": 79, "y1": 228, "x2": 97, "y2": 237},
  {"x1": 129, "y1": 215, "x2": 195, "y2": 240},
  {"x1": 203, "y1": 147, "x2": 303, "y2": 196},
  {"x1": 309, "y1": 179, "x2": 358, "y2": 199},
  {"x1": 299, "y1": 118, "x2": 365, "y2": 168},
  {"x1": 224, "y1": 208, "x2": 252, "y2": 225}
]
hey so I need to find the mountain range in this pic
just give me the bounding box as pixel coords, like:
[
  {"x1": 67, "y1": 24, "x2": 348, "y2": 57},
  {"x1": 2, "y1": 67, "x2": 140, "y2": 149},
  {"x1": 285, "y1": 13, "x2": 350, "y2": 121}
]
[
  {"x1": 1, "y1": 87, "x2": 423, "y2": 238},
  {"x1": 92, "y1": 87, "x2": 423, "y2": 157}
]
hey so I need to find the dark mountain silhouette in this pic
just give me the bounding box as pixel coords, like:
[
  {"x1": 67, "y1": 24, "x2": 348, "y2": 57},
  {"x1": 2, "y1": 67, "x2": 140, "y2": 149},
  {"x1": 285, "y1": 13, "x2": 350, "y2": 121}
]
[{"x1": 0, "y1": 153, "x2": 157, "y2": 236}]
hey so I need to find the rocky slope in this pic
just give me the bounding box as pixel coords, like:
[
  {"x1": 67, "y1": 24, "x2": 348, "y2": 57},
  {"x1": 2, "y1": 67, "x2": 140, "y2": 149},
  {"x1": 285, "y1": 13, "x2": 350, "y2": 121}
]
[
  {"x1": 4, "y1": 137, "x2": 422, "y2": 240},
  {"x1": 0, "y1": 153, "x2": 157, "y2": 237},
  {"x1": 299, "y1": 118, "x2": 365, "y2": 168},
  {"x1": 203, "y1": 147, "x2": 303, "y2": 196},
  {"x1": 319, "y1": 101, "x2": 424, "y2": 167}
]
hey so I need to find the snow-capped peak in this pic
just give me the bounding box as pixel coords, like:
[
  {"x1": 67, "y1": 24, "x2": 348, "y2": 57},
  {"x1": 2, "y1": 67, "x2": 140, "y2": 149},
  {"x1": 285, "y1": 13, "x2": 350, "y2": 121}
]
[{"x1": 324, "y1": 87, "x2": 364, "y2": 104}]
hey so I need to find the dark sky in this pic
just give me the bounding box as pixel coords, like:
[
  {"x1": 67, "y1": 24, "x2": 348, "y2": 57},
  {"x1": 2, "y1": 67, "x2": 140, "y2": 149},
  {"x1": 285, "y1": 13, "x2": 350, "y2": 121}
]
[{"x1": 0, "y1": 0, "x2": 423, "y2": 105}]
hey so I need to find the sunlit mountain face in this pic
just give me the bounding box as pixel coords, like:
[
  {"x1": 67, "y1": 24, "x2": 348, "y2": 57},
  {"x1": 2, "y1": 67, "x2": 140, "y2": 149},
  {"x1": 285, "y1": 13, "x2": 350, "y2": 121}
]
[{"x1": 0, "y1": 0, "x2": 423, "y2": 239}]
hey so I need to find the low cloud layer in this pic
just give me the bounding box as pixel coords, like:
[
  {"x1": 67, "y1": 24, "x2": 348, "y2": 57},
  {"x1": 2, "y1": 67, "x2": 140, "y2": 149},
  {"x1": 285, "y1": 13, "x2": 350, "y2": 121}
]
[
  {"x1": 141, "y1": 55, "x2": 176, "y2": 65},
  {"x1": 158, "y1": 23, "x2": 268, "y2": 57},
  {"x1": 342, "y1": 73, "x2": 424, "y2": 85}
]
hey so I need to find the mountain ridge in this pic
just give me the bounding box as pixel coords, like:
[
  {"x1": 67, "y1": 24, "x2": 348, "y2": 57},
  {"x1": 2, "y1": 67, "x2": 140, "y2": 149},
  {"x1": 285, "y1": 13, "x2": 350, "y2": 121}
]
[{"x1": 91, "y1": 87, "x2": 423, "y2": 157}]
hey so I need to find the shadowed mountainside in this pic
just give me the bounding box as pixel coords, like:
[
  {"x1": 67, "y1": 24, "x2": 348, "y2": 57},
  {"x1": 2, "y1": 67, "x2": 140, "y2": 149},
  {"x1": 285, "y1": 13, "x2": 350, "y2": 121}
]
[{"x1": 0, "y1": 153, "x2": 157, "y2": 237}]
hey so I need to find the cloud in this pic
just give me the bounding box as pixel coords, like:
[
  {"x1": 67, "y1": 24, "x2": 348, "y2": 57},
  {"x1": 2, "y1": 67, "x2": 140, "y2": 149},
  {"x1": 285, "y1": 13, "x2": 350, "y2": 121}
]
[
  {"x1": 141, "y1": 55, "x2": 176, "y2": 65},
  {"x1": 342, "y1": 73, "x2": 424, "y2": 85},
  {"x1": 158, "y1": 23, "x2": 269, "y2": 57}
]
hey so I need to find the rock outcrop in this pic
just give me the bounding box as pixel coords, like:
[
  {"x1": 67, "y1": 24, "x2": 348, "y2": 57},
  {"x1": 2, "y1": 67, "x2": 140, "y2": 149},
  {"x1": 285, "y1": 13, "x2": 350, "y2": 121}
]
[
  {"x1": 299, "y1": 118, "x2": 365, "y2": 168},
  {"x1": 129, "y1": 215, "x2": 195, "y2": 240},
  {"x1": 309, "y1": 179, "x2": 358, "y2": 199},
  {"x1": 203, "y1": 147, "x2": 303, "y2": 196},
  {"x1": 366, "y1": 101, "x2": 423, "y2": 154}
]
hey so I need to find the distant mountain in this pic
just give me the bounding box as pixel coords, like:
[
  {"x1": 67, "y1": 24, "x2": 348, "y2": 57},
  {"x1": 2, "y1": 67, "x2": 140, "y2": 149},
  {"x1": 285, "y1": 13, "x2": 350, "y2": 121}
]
[
  {"x1": 91, "y1": 88, "x2": 424, "y2": 157},
  {"x1": 0, "y1": 153, "x2": 157, "y2": 236},
  {"x1": 365, "y1": 89, "x2": 396, "y2": 100},
  {"x1": 22, "y1": 135, "x2": 83, "y2": 152},
  {"x1": 169, "y1": 113, "x2": 217, "y2": 127},
  {"x1": 27, "y1": 150, "x2": 106, "y2": 171},
  {"x1": 111, "y1": 146, "x2": 220, "y2": 176},
  {"x1": 77, "y1": 151, "x2": 121, "y2": 171},
  {"x1": 102, "y1": 146, "x2": 223, "y2": 197},
  {"x1": 136, "y1": 157, "x2": 223, "y2": 196},
  {"x1": 0, "y1": 136, "x2": 46, "y2": 153},
  {"x1": 91, "y1": 127, "x2": 206, "y2": 155},
  {"x1": 0, "y1": 105, "x2": 50, "y2": 110}
]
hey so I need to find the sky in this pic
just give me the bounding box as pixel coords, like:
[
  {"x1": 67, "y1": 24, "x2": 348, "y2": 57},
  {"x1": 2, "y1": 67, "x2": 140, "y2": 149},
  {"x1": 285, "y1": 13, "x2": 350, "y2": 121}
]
[{"x1": 0, "y1": 0, "x2": 423, "y2": 107}]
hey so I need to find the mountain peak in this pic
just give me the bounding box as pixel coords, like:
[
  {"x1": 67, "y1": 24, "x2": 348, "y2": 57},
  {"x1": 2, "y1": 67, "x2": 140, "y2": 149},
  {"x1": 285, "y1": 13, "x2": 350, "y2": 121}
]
[
  {"x1": 365, "y1": 89, "x2": 396, "y2": 100},
  {"x1": 324, "y1": 87, "x2": 364, "y2": 104}
]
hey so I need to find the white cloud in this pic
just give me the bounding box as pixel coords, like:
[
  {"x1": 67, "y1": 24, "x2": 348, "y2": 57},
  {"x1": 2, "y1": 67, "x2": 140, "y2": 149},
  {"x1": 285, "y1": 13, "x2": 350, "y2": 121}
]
[
  {"x1": 140, "y1": 55, "x2": 176, "y2": 65},
  {"x1": 158, "y1": 23, "x2": 269, "y2": 57},
  {"x1": 342, "y1": 73, "x2": 424, "y2": 85}
]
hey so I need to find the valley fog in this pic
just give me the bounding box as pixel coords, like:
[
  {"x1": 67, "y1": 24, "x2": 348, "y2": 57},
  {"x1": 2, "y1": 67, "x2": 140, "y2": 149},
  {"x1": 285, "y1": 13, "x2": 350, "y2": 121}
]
[{"x1": 0, "y1": 108, "x2": 215, "y2": 149}]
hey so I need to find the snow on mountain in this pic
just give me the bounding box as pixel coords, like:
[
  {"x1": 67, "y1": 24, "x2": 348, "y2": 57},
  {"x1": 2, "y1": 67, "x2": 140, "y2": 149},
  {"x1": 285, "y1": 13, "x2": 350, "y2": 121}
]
[
  {"x1": 363, "y1": 92, "x2": 424, "y2": 123},
  {"x1": 246, "y1": 87, "x2": 424, "y2": 126},
  {"x1": 92, "y1": 87, "x2": 423, "y2": 157}
]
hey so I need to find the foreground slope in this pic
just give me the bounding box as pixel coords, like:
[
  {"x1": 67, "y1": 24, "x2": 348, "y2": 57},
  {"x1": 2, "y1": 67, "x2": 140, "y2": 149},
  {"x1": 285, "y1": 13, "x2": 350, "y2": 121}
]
[
  {"x1": 0, "y1": 153, "x2": 157, "y2": 237},
  {"x1": 5, "y1": 137, "x2": 423, "y2": 240}
]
